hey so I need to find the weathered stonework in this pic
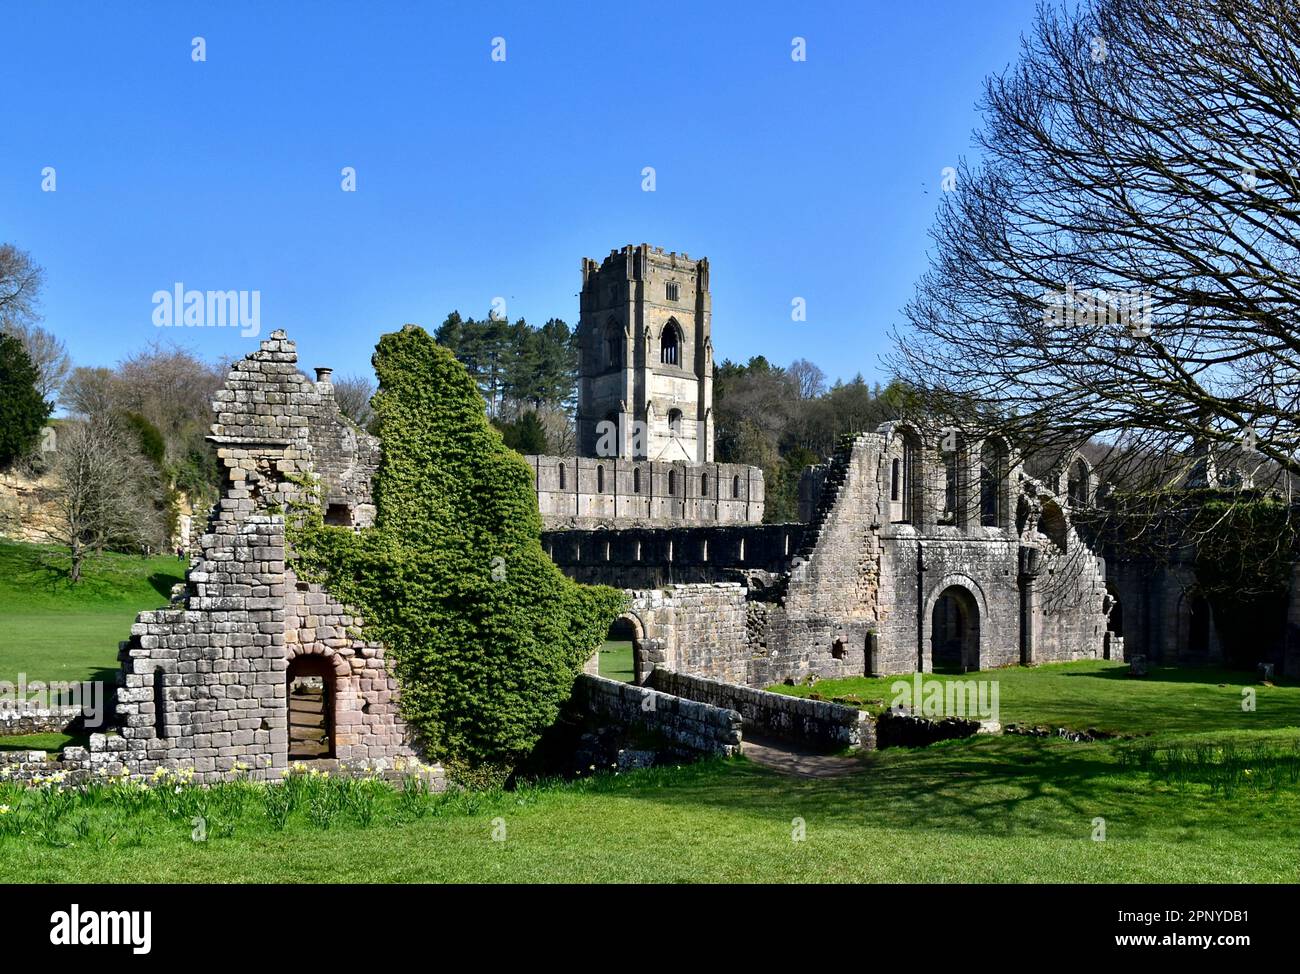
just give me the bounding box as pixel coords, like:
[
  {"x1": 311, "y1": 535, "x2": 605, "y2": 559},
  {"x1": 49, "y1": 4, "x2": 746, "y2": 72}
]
[
  {"x1": 570, "y1": 673, "x2": 743, "y2": 757},
  {"x1": 529, "y1": 455, "x2": 763, "y2": 529},
  {"x1": 86, "y1": 332, "x2": 428, "y2": 782},
  {"x1": 649, "y1": 669, "x2": 871, "y2": 751},
  {"x1": 529, "y1": 244, "x2": 765, "y2": 529},
  {"x1": 552, "y1": 426, "x2": 1118, "y2": 688}
]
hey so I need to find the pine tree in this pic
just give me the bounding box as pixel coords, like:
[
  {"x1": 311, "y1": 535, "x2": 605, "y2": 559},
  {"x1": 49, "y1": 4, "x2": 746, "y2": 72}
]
[{"x1": 0, "y1": 332, "x2": 50, "y2": 467}]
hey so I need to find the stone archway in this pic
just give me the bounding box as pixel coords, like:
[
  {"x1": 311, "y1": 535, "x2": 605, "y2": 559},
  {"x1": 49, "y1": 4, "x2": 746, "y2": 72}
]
[
  {"x1": 930, "y1": 586, "x2": 980, "y2": 672},
  {"x1": 286, "y1": 648, "x2": 352, "y2": 760},
  {"x1": 922, "y1": 575, "x2": 988, "y2": 673},
  {"x1": 601, "y1": 613, "x2": 657, "y2": 685}
]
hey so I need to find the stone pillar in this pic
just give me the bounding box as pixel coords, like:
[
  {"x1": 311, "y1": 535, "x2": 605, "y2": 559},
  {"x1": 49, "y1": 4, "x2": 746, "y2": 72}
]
[{"x1": 1019, "y1": 544, "x2": 1042, "y2": 665}]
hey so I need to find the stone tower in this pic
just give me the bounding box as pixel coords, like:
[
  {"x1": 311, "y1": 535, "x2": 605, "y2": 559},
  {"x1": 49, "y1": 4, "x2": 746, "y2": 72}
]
[{"x1": 576, "y1": 244, "x2": 714, "y2": 462}]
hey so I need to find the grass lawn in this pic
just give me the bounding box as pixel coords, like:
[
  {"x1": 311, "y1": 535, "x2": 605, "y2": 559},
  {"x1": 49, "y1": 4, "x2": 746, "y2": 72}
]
[
  {"x1": 2, "y1": 733, "x2": 1298, "y2": 882},
  {"x1": 0, "y1": 540, "x2": 182, "y2": 686},
  {"x1": 598, "y1": 639, "x2": 634, "y2": 682},
  {"x1": 0, "y1": 732, "x2": 83, "y2": 753},
  {"x1": 770, "y1": 660, "x2": 1300, "y2": 735},
  {"x1": 1, "y1": 536, "x2": 1298, "y2": 883}
]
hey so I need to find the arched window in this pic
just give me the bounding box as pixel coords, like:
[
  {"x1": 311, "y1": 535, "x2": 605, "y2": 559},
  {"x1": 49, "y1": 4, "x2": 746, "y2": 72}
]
[
  {"x1": 701, "y1": 473, "x2": 709, "y2": 496},
  {"x1": 633, "y1": 467, "x2": 642, "y2": 493},
  {"x1": 1067, "y1": 457, "x2": 1090, "y2": 507},
  {"x1": 891, "y1": 458, "x2": 901, "y2": 501},
  {"x1": 980, "y1": 438, "x2": 1008, "y2": 527},
  {"x1": 943, "y1": 459, "x2": 957, "y2": 523},
  {"x1": 732, "y1": 475, "x2": 741, "y2": 498},
  {"x1": 900, "y1": 435, "x2": 918, "y2": 523},
  {"x1": 660, "y1": 322, "x2": 680, "y2": 365},
  {"x1": 668, "y1": 409, "x2": 683, "y2": 436},
  {"x1": 558, "y1": 463, "x2": 566, "y2": 490},
  {"x1": 597, "y1": 464, "x2": 605, "y2": 492},
  {"x1": 668, "y1": 470, "x2": 677, "y2": 495}
]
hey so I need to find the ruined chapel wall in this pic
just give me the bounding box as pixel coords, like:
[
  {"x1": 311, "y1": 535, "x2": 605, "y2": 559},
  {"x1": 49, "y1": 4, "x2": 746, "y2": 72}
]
[{"x1": 90, "y1": 331, "x2": 417, "y2": 781}]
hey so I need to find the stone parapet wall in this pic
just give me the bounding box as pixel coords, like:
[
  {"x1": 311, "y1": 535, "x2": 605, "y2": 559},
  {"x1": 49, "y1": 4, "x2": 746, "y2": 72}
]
[
  {"x1": 528, "y1": 455, "x2": 764, "y2": 528},
  {"x1": 570, "y1": 673, "x2": 741, "y2": 757},
  {"x1": 649, "y1": 669, "x2": 872, "y2": 751}
]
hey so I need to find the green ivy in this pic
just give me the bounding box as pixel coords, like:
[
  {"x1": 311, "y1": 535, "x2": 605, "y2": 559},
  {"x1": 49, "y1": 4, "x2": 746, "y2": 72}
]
[
  {"x1": 1193, "y1": 497, "x2": 1295, "y2": 597},
  {"x1": 291, "y1": 325, "x2": 624, "y2": 767}
]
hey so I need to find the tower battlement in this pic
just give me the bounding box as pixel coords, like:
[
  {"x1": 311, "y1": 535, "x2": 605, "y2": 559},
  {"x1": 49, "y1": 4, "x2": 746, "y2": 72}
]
[{"x1": 576, "y1": 243, "x2": 714, "y2": 463}]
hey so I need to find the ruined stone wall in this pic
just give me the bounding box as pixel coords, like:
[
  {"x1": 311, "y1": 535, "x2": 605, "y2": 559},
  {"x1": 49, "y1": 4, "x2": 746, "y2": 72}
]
[
  {"x1": 542, "y1": 523, "x2": 800, "y2": 588},
  {"x1": 649, "y1": 669, "x2": 871, "y2": 751},
  {"x1": 565, "y1": 426, "x2": 1114, "y2": 690},
  {"x1": 529, "y1": 455, "x2": 764, "y2": 529},
  {"x1": 89, "y1": 331, "x2": 420, "y2": 782},
  {"x1": 570, "y1": 673, "x2": 742, "y2": 757}
]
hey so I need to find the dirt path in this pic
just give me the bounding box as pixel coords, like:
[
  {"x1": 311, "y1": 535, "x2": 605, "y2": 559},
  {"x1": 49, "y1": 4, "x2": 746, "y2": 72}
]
[{"x1": 741, "y1": 732, "x2": 866, "y2": 778}]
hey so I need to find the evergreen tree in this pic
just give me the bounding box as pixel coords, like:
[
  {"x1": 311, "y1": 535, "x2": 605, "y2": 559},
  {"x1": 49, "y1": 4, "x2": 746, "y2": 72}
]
[{"x1": 0, "y1": 332, "x2": 50, "y2": 467}]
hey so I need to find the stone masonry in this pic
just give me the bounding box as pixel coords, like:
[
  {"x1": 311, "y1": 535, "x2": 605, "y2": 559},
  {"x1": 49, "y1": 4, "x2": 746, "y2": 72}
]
[
  {"x1": 528, "y1": 244, "x2": 765, "y2": 529},
  {"x1": 554, "y1": 424, "x2": 1118, "y2": 687},
  {"x1": 87, "y1": 332, "x2": 425, "y2": 782}
]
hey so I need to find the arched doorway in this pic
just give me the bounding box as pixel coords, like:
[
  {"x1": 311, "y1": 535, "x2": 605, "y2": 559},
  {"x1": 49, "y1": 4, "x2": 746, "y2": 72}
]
[
  {"x1": 601, "y1": 616, "x2": 641, "y2": 683},
  {"x1": 287, "y1": 655, "x2": 336, "y2": 759},
  {"x1": 930, "y1": 586, "x2": 980, "y2": 672},
  {"x1": 1185, "y1": 590, "x2": 1212, "y2": 662}
]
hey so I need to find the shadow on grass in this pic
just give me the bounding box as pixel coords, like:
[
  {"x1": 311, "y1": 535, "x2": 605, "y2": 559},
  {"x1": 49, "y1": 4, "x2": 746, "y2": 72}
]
[
  {"x1": 1062, "y1": 664, "x2": 1296, "y2": 688},
  {"x1": 148, "y1": 572, "x2": 184, "y2": 600},
  {"x1": 582, "y1": 735, "x2": 1300, "y2": 841}
]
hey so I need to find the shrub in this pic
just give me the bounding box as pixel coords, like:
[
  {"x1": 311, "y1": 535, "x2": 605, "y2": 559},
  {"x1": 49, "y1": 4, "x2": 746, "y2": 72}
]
[{"x1": 292, "y1": 325, "x2": 624, "y2": 767}]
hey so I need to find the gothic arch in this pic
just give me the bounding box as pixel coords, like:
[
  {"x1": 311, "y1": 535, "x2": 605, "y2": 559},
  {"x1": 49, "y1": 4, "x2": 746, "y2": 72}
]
[{"x1": 659, "y1": 319, "x2": 682, "y2": 366}]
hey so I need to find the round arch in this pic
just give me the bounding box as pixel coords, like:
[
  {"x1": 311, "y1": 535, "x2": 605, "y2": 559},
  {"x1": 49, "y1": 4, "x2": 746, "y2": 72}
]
[
  {"x1": 285, "y1": 646, "x2": 353, "y2": 761},
  {"x1": 602, "y1": 611, "x2": 657, "y2": 685},
  {"x1": 921, "y1": 573, "x2": 990, "y2": 673}
]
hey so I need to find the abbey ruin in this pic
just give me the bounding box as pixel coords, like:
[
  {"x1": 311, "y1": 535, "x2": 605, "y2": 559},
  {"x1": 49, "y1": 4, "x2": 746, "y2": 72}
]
[
  {"x1": 527, "y1": 245, "x2": 765, "y2": 529},
  {"x1": 13, "y1": 243, "x2": 1286, "y2": 783}
]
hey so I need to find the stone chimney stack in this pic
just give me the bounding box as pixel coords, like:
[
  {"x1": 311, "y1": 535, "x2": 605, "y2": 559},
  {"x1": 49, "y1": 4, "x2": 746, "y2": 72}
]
[{"x1": 314, "y1": 366, "x2": 334, "y2": 387}]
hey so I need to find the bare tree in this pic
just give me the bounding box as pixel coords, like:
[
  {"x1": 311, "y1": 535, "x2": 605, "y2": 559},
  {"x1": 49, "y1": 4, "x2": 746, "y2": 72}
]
[
  {"x1": 0, "y1": 245, "x2": 69, "y2": 401},
  {"x1": 891, "y1": 0, "x2": 1300, "y2": 501},
  {"x1": 788, "y1": 358, "x2": 827, "y2": 400},
  {"x1": 535, "y1": 403, "x2": 575, "y2": 455},
  {"x1": 62, "y1": 366, "x2": 120, "y2": 418},
  {"x1": 49, "y1": 413, "x2": 156, "y2": 583},
  {"x1": 0, "y1": 243, "x2": 43, "y2": 332},
  {"x1": 114, "y1": 342, "x2": 224, "y2": 441},
  {"x1": 331, "y1": 372, "x2": 376, "y2": 431}
]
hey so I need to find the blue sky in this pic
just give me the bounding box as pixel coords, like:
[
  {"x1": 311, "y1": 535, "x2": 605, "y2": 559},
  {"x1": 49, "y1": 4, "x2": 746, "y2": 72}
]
[{"x1": 0, "y1": 0, "x2": 1039, "y2": 388}]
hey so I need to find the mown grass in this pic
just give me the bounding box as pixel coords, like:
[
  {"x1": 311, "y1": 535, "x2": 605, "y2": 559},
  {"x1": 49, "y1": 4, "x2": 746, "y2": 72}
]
[
  {"x1": 597, "y1": 639, "x2": 634, "y2": 682},
  {"x1": 0, "y1": 733, "x2": 83, "y2": 753},
  {"x1": 1, "y1": 733, "x2": 1298, "y2": 883},
  {"x1": 0, "y1": 540, "x2": 182, "y2": 685},
  {"x1": 2, "y1": 537, "x2": 1298, "y2": 883},
  {"x1": 770, "y1": 660, "x2": 1300, "y2": 735}
]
